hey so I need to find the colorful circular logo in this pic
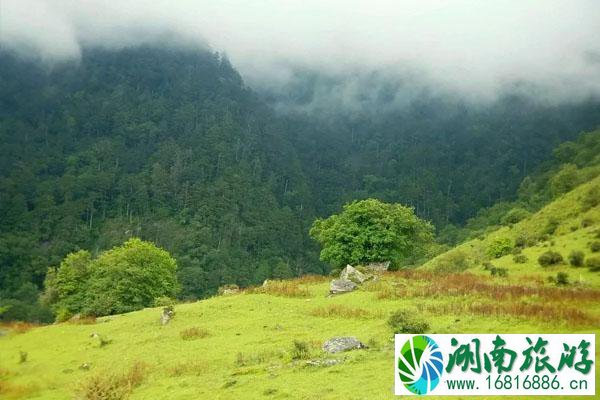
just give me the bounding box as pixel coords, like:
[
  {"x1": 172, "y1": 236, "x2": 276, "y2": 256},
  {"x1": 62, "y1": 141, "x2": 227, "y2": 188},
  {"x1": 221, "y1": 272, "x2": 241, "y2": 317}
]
[{"x1": 397, "y1": 335, "x2": 444, "y2": 395}]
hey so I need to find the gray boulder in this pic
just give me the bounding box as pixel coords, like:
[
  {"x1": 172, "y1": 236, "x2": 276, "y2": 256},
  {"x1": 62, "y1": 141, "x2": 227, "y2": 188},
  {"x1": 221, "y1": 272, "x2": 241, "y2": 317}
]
[
  {"x1": 322, "y1": 337, "x2": 366, "y2": 353},
  {"x1": 329, "y1": 279, "x2": 357, "y2": 295},
  {"x1": 339, "y1": 265, "x2": 370, "y2": 284},
  {"x1": 160, "y1": 306, "x2": 175, "y2": 326}
]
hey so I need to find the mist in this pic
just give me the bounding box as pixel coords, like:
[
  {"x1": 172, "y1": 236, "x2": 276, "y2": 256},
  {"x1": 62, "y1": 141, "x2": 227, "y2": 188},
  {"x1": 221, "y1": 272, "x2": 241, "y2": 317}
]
[{"x1": 2, "y1": 0, "x2": 600, "y2": 102}]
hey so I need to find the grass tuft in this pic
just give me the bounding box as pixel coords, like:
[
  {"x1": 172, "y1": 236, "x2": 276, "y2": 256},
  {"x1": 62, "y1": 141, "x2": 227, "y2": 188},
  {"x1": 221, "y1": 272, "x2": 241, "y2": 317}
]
[{"x1": 179, "y1": 327, "x2": 210, "y2": 340}]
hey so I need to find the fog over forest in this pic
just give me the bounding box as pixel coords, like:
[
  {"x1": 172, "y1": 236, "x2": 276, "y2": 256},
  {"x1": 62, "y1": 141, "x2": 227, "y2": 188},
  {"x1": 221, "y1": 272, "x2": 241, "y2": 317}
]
[{"x1": 2, "y1": 0, "x2": 600, "y2": 103}]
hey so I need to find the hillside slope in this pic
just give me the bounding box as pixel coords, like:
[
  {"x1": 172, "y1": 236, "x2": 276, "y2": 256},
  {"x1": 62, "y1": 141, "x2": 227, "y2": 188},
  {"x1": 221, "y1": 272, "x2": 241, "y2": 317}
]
[
  {"x1": 424, "y1": 175, "x2": 600, "y2": 286},
  {"x1": 1, "y1": 172, "x2": 599, "y2": 399}
]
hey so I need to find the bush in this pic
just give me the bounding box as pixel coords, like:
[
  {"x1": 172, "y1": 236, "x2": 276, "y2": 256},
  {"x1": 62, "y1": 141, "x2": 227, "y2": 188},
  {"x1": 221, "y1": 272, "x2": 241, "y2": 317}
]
[
  {"x1": 582, "y1": 185, "x2": 600, "y2": 210},
  {"x1": 154, "y1": 296, "x2": 176, "y2": 307},
  {"x1": 45, "y1": 239, "x2": 178, "y2": 318},
  {"x1": 486, "y1": 237, "x2": 513, "y2": 258},
  {"x1": 568, "y1": 251, "x2": 585, "y2": 267},
  {"x1": 512, "y1": 254, "x2": 528, "y2": 264},
  {"x1": 590, "y1": 241, "x2": 600, "y2": 252},
  {"x1": 514, "y1": 232, "x2": 536, "y2": 248},
  {"x1": 538, "y1": 251, "x2": 563, "y2": 267},
  {"x1": 582, "y1": 218, "x2": 595, "y2": 228},
  {"x1": 556, "y1": 272, "x2": 569, "y2": 285},
  {"x1": 291, "y1": 340, "x2": 310, "y2": 360},
  {"x1": 501, "y1": 208, "x2": 531, "y2": 225},
  {"x1": 432, "y1": 250, "x2": 471, "y2": 273},
  {"x1": 490, "y1": 267, "x2": 508, "y2": 277},
  {"x1": 387, "y1": 310, "x2": 429, "y2": 334},
  {"x1": 586, "y1": 256, "x2": 600, "y2": 272},
  {"x1": 544, "y1": 218, "x2": 560, "y2": 235}
]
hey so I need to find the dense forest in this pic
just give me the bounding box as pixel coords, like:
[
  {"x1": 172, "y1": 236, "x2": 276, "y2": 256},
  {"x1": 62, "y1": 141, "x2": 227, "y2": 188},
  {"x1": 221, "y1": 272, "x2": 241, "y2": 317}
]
[{"x1": 1, "y1": 45, "x2": 600, "y2": 320}]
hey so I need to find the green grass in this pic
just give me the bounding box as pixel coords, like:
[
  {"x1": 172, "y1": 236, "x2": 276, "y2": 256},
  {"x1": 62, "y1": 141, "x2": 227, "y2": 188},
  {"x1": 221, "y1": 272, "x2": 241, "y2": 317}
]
[{"x1": 1, "y1": 180, "x2": 599, "y2": 399}]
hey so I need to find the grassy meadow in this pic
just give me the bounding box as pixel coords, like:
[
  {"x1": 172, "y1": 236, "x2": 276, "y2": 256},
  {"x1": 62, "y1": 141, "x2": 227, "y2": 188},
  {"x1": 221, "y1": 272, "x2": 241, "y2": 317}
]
[{"x1": 1, "y1": 175, "x2": 599, "y2": 400}]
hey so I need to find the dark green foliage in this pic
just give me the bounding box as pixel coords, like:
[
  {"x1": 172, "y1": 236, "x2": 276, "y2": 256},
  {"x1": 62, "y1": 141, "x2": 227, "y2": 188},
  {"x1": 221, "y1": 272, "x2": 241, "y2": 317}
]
[
  {"x1": 590, "y1": 241, "x2": 600, "y2": 252},
  {"x1": 489, "y1": 266, "x2": 508, "y2": 277},
  {"x1": 310, "y1": 199, "x2": 434, "y2": 268},
  {"x1": 2, "y1": 45, "x2": 600, "y2": 319},
  {"x1": 582, "y1": 185, "x2": 600, "y2": 210},
  {"x1": 581, "y1": 218, "x2": 595, "y2": 228},
  {"x1": 514, "y1": 231, "x2": 536, "y2": 248},
  {"x1": 586, "y1": 256, "x2": 600, "y2": 271},
  {"x1": 550, "y1": 164, "x2": 580, "y2": 197},
  {"x1": 538, "y1": 251, "x2": 564, "y2": 267},
  {"x1": 548, "y1": 272, "x2": 569, "y2": 285},
  {"x1": 513, "y1": 254, "x2": 528, "y2": 264},
  {"x1": 387, "y1": 310, "x2": 429, "y2": 334},
  {"x1": 486, "y1": 237, "x2": 513, "y2": 258},
  {"x1": 501, "y1": 208, "x2": 531, "y2": 225},
  {"x1": 544, "y1": 218, "x2": 560, "y2": 235},
  {"x1": 291, "y1": 340, "x2": 310, "y2": 360},
  {"x1": 556, "y1": 272, "x2": 569, "y2": 285},
  {"x1": 43, "y1": 238, "x2": 178, "y2": 317},
  {"x1": 568, "y1": 250, "x2": 585, "y2": 267}
]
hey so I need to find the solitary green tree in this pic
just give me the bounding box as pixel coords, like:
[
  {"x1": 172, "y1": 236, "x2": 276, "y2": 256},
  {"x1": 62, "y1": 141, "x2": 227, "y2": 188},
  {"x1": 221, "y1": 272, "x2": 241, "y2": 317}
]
[
  {"x1": 309, "y1": 199, "x2": 434, "y2": 268},
  {"x1": 85, "y1": 238, "x2": 179, "y2": 316},
  {"x1": 43, "y1": 238, "x2": 178, "y2": 318}
]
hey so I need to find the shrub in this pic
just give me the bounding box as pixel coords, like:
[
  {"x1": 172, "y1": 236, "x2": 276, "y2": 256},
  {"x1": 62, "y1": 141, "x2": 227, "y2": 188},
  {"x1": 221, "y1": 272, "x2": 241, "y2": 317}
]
[
  {"x1": 291, "y1": 340, "x2": 310, "y2": 360},
  {"x1": 581, "y1": 218, "x2": 595, "y2": 228},
  {"x1": 501, "y1": 208, "x2": 531, "y2": 225},
  {"x1": 544, "y1": 218, "x2": 560, "y2": 235},
  {"x1": 153, "y1": 296, "x2": 176, "y2": 307},
  {"x1": 387, "y1": 310, "x2": 429, "y2": 334},
  {"x1": 486, "y1": 238, "x2": 513, "y2": 258},
  {"x1": 490, "y1": 267, "x2": 508, "y2": 277},
  {"x1": 568, "y1": 251, "x2": 585, "y2": 267},
  {"x1": 514, "y1": 232, "x2": 536, "y2": 248},
  {"x1": 590, "y1": 241, "x2": 600, "y2": 252},
  {"x1": 432, "y1": 250, "x2": 470, "y2": 273},
  {"x1": 482, "y1": 262, "x2": 495, "y2": 271},
  {"x1": 77, "y1": 361, "x2": 148, "y2": 400},
  {"x1": 586, "y1": 256, "x2": 600, "y2": 272},
  {"x1": 556, "y1": 272, "x2": 569, "y2": 285},
  {"x1": 582, "y1": 185, "x2": 600, "y2": 210},
  {"x1": 538, "y1": 251, "x2": 563, "y2": 267},
  {"x1": 512, "y1": 254, "x2": 528, "y2": 264},
  {"x1": 180, "y1": 327, "x2": 210, "y2": 340}
]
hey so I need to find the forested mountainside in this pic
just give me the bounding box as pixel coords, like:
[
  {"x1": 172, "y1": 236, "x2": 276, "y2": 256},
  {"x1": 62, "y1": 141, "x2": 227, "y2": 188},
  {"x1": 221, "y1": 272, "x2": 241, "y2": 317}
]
[{"x1": 1, "y1": 45, "x2": 600, "y2": 312}]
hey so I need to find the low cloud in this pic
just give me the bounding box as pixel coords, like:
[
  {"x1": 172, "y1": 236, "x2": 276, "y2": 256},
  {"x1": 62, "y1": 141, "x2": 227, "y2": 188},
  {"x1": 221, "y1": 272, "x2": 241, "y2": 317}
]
[{"x1": 2, "y1": 0, "x2": 599, "y2": 101}]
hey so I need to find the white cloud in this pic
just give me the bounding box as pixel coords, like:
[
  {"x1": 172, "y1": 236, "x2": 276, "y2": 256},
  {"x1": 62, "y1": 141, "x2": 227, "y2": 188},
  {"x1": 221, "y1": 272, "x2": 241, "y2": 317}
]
[{"x1": 1, "y1": 0, "x2": 599, "y2": 100}]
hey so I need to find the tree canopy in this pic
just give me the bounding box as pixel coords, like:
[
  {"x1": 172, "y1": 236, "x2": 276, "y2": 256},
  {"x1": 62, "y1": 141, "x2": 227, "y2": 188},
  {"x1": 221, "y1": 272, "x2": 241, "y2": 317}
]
[
  {"x1": 43, "y1": 238, "x2": 178, "y2": 319},
  {"x1": 309, "y1": 199, "x2": 434, "y2": 268}
]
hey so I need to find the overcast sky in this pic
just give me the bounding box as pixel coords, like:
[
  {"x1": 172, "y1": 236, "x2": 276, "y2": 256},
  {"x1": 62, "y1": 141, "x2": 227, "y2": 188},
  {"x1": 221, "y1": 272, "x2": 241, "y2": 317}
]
[{"x1": 1, "y1": 0, "x2": 600, "y2": 100}]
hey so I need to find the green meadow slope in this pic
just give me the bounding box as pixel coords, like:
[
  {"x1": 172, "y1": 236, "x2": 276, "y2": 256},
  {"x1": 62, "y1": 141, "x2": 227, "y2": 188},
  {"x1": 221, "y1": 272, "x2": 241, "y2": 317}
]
[{"x1": 1, "y1": 179, "x2": 599, "y2": 400}]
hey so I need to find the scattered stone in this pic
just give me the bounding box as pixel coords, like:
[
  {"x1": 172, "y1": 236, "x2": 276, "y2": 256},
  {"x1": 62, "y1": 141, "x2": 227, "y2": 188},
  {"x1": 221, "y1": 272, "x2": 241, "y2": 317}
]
[
  {"x1": 218, "y1": 284, "x2": 240, "y2": 295},
  {"x1": 305, "y1": 358, "x2": 343, "y2": 367},
  {"x1": 160, "y1": 306, "x2": 175, "y2": 326},
  {"x1": 322, "y1": 337, "x2": 366, "y2": 353},
  {"x1": 90, "y1": 332, "x2": 111, "y2": 347},
  {"x1": 79, "y1": 362, "x2": 91, "y2": 371},
  {"x1": 340, "y1": 265, "x2": 370, "y2": 283},
  {"x1": 365, "y1": 261, "x2": 390, "y2": 273},
  {"x1": 329, "y1": 279, "x2": 357, "y2": 295}
]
